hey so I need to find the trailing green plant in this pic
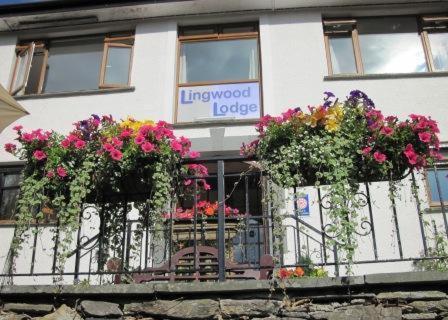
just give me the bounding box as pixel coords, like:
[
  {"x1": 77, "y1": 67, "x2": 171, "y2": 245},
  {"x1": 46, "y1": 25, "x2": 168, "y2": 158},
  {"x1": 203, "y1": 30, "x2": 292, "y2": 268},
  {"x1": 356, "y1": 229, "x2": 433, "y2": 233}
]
[
  {"x1": 5, "y1": 116, "x2": 206, "y2": 277},
  {"x1": 241, "y1": 90, "x2": 443, "y2": 272}
]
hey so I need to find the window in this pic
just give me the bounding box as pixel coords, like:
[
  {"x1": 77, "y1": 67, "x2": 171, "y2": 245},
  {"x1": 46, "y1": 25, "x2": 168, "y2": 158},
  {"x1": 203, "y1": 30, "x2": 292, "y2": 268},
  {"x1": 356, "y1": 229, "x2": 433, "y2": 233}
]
[
  {"x1": 9, "y1": 33, "x2": 134, "y2": 96},
  {"x1": 323, "y1": 15, "x2": 448, "y2": 75},
  {"x1": 176, "y1": 23, "x2": 262, "y2": 123},
  {"x1": 0, "y1": 167, "x2": 22, "y2": 221},
  {"x1": 426, "y1": 149, "x2": 448, "y2": 207}
]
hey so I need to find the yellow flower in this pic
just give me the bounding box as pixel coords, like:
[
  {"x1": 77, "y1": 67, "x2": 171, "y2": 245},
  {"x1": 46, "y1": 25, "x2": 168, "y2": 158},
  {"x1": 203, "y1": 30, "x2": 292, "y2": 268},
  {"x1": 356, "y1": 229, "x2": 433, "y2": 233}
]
[
  {"x1": 324, "y1": 104, "x2": 344, "y2": 132},
  {"x1": 120, "y1": 116, "x2": 154, "y2": 135},
  {"x1": 325, "y1": 119, "x2": 340, "y2": 132}
]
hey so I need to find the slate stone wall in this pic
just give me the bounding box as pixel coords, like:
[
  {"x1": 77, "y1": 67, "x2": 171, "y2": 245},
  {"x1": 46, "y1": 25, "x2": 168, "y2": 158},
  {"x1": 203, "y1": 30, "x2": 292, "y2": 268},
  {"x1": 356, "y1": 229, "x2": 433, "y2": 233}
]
[{"x1": 1, "y1": 272, "x2": 448, "y2": 320}]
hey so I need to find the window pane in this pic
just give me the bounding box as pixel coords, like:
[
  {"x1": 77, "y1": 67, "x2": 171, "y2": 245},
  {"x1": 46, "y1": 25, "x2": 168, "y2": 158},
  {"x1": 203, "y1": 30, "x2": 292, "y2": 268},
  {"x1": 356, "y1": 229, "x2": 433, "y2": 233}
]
[
  {"x1": 428, "y1": 168, "x2": 448, "y2": 202},
  {"x1": 12, "y1": 49, "x2": 30, "y2": 93},
  {"x1": 329, "y1": 36, "x2": 357, "y2": 74},
  {"x1": 0, "y1": 189, "x2": 19, "y2": 220},
  {"x1": 44, "y1": 38, "x2": 103, "y2": 93},
  {"x1": 179, "y1": 39, "x2": 259, "y2": 83},
  {"x1": 4, "y1": 173, "x2": 21, "y2": 187},
  {"x1": 104, "y1": 46, "x2": 132, "y2": 85},
  {"x1": 428, "y1": 32, "x2": 448, "y2": 71},
  {"x1": 358, "y1": 17, "x2": 427, "y2": 74},
  {"x1": 25, "y1": 52, "x2": 45, "y2": 95}
]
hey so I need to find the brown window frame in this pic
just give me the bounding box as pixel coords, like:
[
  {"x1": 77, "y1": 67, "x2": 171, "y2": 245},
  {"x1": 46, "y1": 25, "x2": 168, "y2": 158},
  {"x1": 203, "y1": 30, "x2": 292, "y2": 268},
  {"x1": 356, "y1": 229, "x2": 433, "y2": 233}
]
[
  {"x1": 175, "y1": 22, "x2": 263, "y2": 124},
  {"x1": 323, "y1": 15, "x2": 448, "y2": 76},
  {"x1": 9, "y1": 33, "x2": 134, "y2": 96},
  {"x1": 0, "y1": 166, "x2": 22, "y2": 224}
]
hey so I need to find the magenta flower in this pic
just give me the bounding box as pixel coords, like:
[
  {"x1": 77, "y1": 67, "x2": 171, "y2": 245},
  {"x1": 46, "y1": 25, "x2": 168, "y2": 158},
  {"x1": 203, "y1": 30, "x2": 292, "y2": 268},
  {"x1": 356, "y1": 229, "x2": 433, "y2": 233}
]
[
  {"x1": 61, "y1": 139, "x2": 71, "y2": 148},
  {"x1": 111, "y1": 137, "x2": 123, "y2": 148},
  {"x1": 418, "y1": 132, "x2": 431, "y2": 143},
  {"x1": 120, "y1": 129, "x2": 132, "y2": 139},
  {"x1": 103, "y1": 143, "x2": 114, "y2": 152},
  {"x1": 22, "y1": 133, "x2": 34, "y2": 142},
  {"x1": 188, "y1": 151, "x2": 200, "y2": 159},
  {"x1": 170, "y1": 140, "x2": 183, "y2": 152},
  {"x1": 141, "y1": 141, "x2": 155, "y2": 153},
  {"x1": 373, "y1": 151, "x2": 386, "y2": 163},
  {"x1": 13, "y1": 125, "x2": 23, "y2": 131},
  {"x1": 4, "y1": 143, "x2": 16, "y2": 153},
  {"x1": 33, "y1": 150, "x2": 47, "y2": 161},
  {"x1": 362, "y1": 146, "x2": 372, "y2": 155},
  {"x1": 56, "y1": 166, "x2": 67, "y2": 178},
  {"x1": 380, "y1": 126, "x2": 394, "y2": 136},
  {"x1": 75, "y1": 140, "x2": 86, "y2": 149},
  {"x1": 404, "y1": 144, "x2": 418, "y2": 165},
  {"x1": 134, "y1": 135, "x2": 145, "y2": 145},
  {"x1": 110, "y1": 149, "x2": 123, "y2": 161},
  {"x1": 46, "y1": 170, "x2": 55, "y2": 178}
]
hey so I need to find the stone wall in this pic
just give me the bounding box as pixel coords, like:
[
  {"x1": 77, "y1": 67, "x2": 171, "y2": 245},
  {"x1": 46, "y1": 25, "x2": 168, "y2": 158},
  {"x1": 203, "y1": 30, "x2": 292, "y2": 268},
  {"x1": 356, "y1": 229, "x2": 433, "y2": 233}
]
[{"x1": 1, "y1": 272, "x2": 448, "y2": 320}]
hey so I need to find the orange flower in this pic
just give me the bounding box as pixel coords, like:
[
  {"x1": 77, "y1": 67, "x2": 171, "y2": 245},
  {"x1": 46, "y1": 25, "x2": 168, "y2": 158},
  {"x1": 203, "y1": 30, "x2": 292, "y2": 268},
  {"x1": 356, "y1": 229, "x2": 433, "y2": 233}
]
[
  {"x1": 294, "y1": 267, "x2": 305, "y2": 277},
  {"x1": 204, "y1": 206, "x2": 215, "y2": 216}
]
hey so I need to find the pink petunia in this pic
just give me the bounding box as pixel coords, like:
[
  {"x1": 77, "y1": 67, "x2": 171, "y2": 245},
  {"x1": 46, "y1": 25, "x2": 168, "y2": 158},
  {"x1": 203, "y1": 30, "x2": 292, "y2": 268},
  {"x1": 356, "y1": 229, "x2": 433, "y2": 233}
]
[
  {"x1": 120, "y1": 129, "x2": 133, "y2": 139},
  {"x1": 56, "y1": 166, "x2": 67, "y2": 178},
  {"x1": 170, "y1": 140, "x2": 183, "y2": 152},
  {"x1": 373, "y1": 151, "x2": 386, "y2": 164},
  {"x1": 67, "y1": 134, "x2": 78, "y2": 142},
  {"x1": 418, "y1": 132, "x2": 431, "y2": 143},
  {"x1": 362, "y1": 146, "x2": 372, "y2": 155},
  {"x1": 110, "y1": 149, "x2": 123, "y2": 161},
  {"x1": 134, "y1": 135, "x2": 145, "y2": 145},
  {"x1": 111, "y1": 137, "x2": 123, "y2": 148},
  {"x1": 380, "y1": 126, "x2": 394, "y2": 136},
  {"x1": 74, "y1": 140, "x2": 86, "y2": 149},
  {"x1": 404, "y1": 144, "x2": 418, "y2": 165},
  {"x1": 33, "y1": 150, "x2": 47, "y2": 161},
  {"x1": 61, "y1": 139, "x2": 71, "y2": 148},
  {"x1": 46, "y1": 170, "x2": 55, "y2": 178},
  {"x1": 103, "y1": 143, "x2": 114, "y2": 152},
  {"x1": 22, "y1": 133, "x2": 34, "y2": 142},
  {"x1": 13, "y1": 125, "x2": 23, "y2": 131},
  {"x1": 141, "y1": 141, "x2": 155, "y2": 153},
  {"x1": 188, "y1": 151, "x2": 200, "y2": 159},
  {"x1": 4, "y1": 143, "x2": 16, "y2": 153}
]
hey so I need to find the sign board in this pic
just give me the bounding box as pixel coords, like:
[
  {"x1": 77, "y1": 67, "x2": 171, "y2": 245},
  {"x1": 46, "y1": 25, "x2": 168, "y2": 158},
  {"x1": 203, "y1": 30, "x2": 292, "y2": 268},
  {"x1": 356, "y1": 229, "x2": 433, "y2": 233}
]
[
  {"x1": 297, "y1": 194, "x2": 310, "y2": 216},
  {"x1": 177, "y1": 82, "x2": 260, "y2": 122}
]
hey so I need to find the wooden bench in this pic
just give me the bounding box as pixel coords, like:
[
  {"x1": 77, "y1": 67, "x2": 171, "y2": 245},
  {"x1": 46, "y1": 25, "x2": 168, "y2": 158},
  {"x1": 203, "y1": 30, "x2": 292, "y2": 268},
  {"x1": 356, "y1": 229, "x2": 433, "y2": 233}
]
[{"x1": 133, "y1": 245, "x2": 274, "y2": 283}]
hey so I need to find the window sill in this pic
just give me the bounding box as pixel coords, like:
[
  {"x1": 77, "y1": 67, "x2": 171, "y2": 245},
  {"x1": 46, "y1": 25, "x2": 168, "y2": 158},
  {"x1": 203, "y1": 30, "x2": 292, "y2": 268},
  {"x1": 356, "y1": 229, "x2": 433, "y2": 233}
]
[
  {"x1": 14, "y1": 86, "x2": 135, "y2": 100},
  {"x1": 173, "y1": 118, "x2": 259, "y2": 129},
  {"x1": 324, "y1": 72, "x2": 448, "y2": 81}
]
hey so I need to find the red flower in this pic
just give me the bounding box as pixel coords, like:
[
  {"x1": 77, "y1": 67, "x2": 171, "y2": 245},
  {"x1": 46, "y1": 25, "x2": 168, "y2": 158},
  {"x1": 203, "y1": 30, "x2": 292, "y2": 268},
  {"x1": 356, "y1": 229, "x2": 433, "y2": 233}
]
[
  {"x1": 373, "y1": 151, "x2": 386, "y2": 163},
  {"x1": 111, "y1": 137, "x2": 123, "y2": 148},
  {"x1": 188, "y1": 151, "x2": 200, "y2": 159},
  {"x1": 404, "y1": 144, "x2": 418, "y2": 165},
  {"x1": 74, "y1": 140, "x2": 86, "y2": 149},
  {"x1": 170, "y1": 140, "x2": 183, "y2": 153},
  {"x1": 418, "y1": 132, "x2": 431, "y2": 143},
  {"x1": 46, "y1": 170, "x2": 55, "y2": 178},
  {"x1": 56, "y1": 166, "x2": 67, "y2": 178},
  {"x1": 141, "y1": 141, "x2": 155, "y2": 153},
  {"x1": 4, "y1": 143, "x2": 16, "y2": 153},
  {"x1": 13, "y1": 125, "x2": 23, "y2": 131},
  {"x1": 362, "y1": 146, "x2": 372, "y2": 155},
  {"x1": 61, "y1": 139, "x2": 71, "y2": 148},
  {"x1": 33, "y1": 150, "x2": 47, "y2": 161},
  {"x1": 103, "y1": 143, "x2": 114, "y2": 152},
  {"x1": 134, "y1": 135, "x2": 145, "y2": 145},
  {"x1": 380, "y1": 126, "x2": 394, "y2": 136},
  {"x1": 120, "y1": 128, "x2": 133, "y2": 138},
  {"x1": 110, "y1": 149, "x2": 123, "y2": 161}
]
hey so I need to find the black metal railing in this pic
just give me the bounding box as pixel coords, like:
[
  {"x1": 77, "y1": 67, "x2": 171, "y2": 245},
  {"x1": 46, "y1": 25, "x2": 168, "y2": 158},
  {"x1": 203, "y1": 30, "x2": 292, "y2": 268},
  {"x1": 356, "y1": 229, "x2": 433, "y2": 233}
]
[{"x1": 1, "y1": 156, "x2": 447, "y2": 284}]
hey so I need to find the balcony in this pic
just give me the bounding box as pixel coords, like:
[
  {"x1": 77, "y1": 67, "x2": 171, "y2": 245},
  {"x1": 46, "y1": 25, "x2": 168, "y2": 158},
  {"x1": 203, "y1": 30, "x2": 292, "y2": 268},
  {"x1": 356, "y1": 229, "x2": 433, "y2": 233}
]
[{"x1": 1, "y1": 155, "x2": 447, "y2": 285}]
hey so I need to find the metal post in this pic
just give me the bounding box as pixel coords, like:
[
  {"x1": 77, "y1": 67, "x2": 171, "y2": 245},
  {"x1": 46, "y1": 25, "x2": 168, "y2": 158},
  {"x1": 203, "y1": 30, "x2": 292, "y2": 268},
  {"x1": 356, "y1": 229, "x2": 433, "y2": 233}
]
[
  {"x1": 317, "y1": 188, "x2": 328, "y2": 264},
  {"x1": 217, "y1": 160, "x2": 226, "y2": 282},
  {"x1": 51, "y1": 218, "x2": 60, "y2": 274},
  {"x1": 389, "y1": 182, "x2": 403, "y2": 259},
  {"x1": 293, "y1": 187, "x2": 302, "y2": 263},
  {"x1": 73, "y1": 207, "x2": 84, "y2": 283},
  {"x1": 411, "y1": 172, "x2": 428, "y2": 256},
  {"x1": 364, "y1": 182, "x2": 378, "y2": 260}
]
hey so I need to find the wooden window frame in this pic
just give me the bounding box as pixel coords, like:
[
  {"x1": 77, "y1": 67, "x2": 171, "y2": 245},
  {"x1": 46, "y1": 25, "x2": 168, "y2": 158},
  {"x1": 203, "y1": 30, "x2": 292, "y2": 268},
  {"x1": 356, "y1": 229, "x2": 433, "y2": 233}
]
[
  {"x1": 99, "y1": 34, "x2": 135, "y2": 89},
  {"x1": 175, "y1": 22, "x2": 263, "y2": 124},
  {"x1": 9, "y1": 43, "x2": 35, "y2": 95},
  {"x1": 323, "y1": 15, "x2": 448, "y2": 76},
  {"x1": 420, "y1": 15, "x2": 448, "y2": 72},
  {"x1": 9, "y1": 33, "x2": 134, "y2": 96}
]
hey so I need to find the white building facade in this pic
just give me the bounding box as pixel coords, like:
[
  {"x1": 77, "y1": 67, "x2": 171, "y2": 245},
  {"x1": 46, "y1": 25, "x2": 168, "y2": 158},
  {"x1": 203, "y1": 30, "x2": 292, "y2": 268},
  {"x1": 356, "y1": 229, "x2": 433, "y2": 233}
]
[{"x1": 0, "y1": 0, "x2": 448, "y2": 284}]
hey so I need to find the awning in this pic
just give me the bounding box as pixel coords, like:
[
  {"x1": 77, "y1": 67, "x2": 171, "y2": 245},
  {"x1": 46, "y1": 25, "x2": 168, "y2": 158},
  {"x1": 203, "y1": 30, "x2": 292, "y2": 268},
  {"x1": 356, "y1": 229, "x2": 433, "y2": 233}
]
[{"x1": 0, "y1": 84, "x2": 29, "y2": 133}]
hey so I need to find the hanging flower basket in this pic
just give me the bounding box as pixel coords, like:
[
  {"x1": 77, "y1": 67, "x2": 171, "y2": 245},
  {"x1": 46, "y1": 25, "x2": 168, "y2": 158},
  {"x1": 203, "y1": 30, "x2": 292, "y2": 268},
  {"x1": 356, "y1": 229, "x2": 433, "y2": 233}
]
[{"x1": 241, "y1": 90, "x2": 443, "y2": 187}]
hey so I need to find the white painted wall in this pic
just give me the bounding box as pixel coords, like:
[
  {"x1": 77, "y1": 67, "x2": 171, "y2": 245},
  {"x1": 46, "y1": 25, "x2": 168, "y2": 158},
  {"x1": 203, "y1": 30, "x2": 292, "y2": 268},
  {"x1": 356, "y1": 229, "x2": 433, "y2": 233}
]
[{"x1": 0, "y1": 8, "x2": 447, "y2": 284}]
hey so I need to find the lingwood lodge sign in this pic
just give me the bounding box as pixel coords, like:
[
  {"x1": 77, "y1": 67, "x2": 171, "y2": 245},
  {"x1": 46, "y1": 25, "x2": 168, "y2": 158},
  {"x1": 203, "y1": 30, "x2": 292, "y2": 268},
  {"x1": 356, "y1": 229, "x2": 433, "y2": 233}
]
[{"x1": 178, "y1": 82, "x2": 260, "y2": 122}]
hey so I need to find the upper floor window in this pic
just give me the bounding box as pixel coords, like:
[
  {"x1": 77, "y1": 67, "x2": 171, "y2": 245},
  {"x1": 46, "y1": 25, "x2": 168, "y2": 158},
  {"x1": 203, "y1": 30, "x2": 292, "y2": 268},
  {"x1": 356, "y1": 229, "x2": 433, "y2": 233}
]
[
  {"x1": 9, "y1": 33, "x2": 134, "y2": 96},
  {"x1": 176, "y1": 23, "x2": 262, "y2": 123},
  {"x1": 426, "y1": 148, "x2": 448, "y2": 208},
  {"x1": 323, "y1": 16, "x2": 448, "y2": 76}
]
